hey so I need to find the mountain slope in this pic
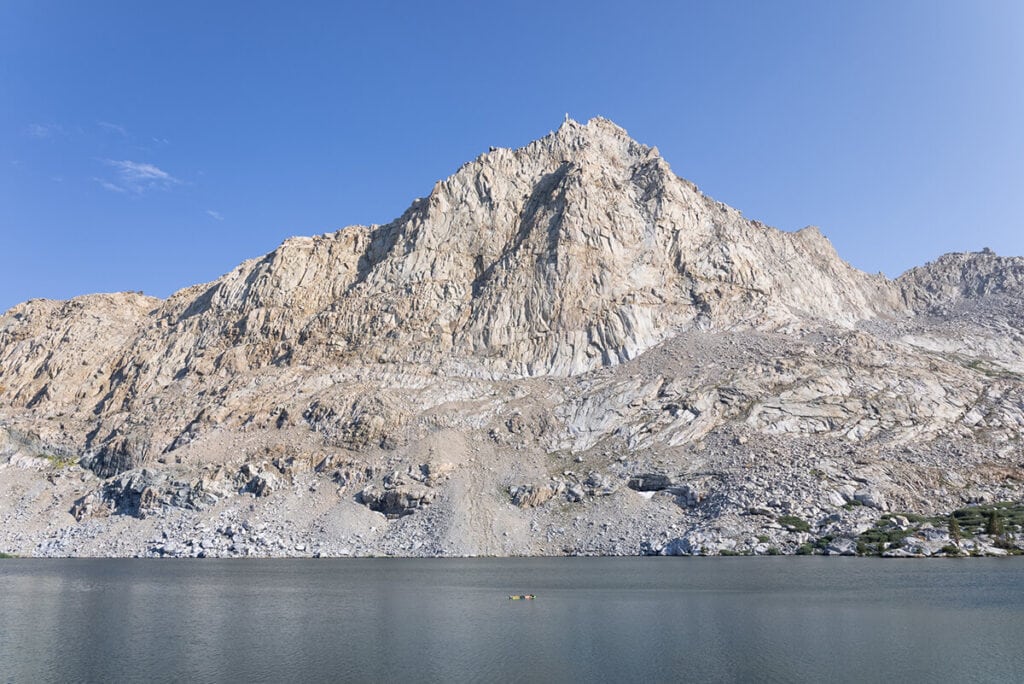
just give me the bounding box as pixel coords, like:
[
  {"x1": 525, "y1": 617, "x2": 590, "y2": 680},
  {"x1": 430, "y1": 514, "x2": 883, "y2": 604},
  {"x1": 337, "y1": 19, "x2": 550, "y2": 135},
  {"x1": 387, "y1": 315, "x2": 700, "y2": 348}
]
[{"x1": 1, "y1": 118, "x2": 1021, "y2": 558}]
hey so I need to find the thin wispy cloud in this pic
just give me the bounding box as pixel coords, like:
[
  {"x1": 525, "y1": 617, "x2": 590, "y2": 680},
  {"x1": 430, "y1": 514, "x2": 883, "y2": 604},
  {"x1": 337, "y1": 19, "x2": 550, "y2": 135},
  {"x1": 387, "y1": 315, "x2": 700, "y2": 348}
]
[
  {"x1": 93, "y1": 177, "x2": 128, "y2": 193},
  {"x1": 26, "y1": 123, "x2": 64, "y2": 138},
  {"x1": 102, "y1": 159, "x2": 181, "y2": 193},
  {"x1": 206, "y1": 210, "x2": 224, "y2": 221},
  {"x1": 98, "y1": 121, "x2": 129, "y2": 137}
]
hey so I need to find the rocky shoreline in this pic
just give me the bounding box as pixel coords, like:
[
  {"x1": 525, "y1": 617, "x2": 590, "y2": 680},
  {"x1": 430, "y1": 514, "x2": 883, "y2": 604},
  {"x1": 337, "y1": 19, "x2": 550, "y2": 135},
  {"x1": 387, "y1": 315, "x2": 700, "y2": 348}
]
[{"x1": 3, "y1": 434, "x2": 1021, "y2": 559}]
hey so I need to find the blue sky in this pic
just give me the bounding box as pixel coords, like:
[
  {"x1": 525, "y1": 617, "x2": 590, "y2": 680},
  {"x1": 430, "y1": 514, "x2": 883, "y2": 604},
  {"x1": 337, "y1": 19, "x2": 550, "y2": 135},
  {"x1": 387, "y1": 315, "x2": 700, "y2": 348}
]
[{"x1": 2, "y1": 2, "x2": 1022, "y2": 312}]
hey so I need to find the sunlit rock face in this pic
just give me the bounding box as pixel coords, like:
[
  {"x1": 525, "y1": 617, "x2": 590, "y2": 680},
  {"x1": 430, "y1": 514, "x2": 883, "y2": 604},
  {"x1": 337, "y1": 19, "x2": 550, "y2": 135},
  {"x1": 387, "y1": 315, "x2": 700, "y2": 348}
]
[{"x1": 1, "y1": 119, "x2": 1022, "y2": 560}]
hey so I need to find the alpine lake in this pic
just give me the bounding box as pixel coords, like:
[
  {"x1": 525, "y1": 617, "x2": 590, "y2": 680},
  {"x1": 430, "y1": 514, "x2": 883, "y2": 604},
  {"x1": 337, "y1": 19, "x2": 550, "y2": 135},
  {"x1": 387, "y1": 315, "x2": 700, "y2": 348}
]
[{"x1": 1, "y1": 557, "x2": 1022, "y2": 683}]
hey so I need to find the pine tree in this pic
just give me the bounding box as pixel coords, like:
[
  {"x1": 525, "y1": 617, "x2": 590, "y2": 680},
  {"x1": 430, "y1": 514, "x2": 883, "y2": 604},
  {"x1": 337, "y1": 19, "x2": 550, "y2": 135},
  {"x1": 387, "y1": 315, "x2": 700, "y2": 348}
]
[
  {"x1": 986, "y1": 510, "x2": 1004, "y2": 537},
  {"x1": 948, "y1": 515, "x2": 962, "y2": 545}
]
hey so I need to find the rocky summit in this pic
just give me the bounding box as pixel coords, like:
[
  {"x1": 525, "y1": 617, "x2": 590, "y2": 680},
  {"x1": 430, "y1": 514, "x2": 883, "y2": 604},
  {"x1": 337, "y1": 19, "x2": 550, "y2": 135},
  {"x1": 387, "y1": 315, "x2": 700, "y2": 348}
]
[{"x1": 2, "y1": 117, "x2": 1023, "y2": 558}]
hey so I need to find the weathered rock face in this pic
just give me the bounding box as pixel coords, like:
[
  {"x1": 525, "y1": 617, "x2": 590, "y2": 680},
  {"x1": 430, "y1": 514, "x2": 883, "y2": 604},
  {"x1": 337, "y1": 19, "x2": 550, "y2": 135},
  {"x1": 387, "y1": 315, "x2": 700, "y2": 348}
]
[
  {"x1": 0, "y1": 117, "x2": 1022, "y2": 558},
  {"x1": 880, "y1": 251, "x2": 1024, "y2": 376},
  {"x1": 0, "y1": 118, "x2": 905, "y2": 476},
  {"x1": 0, "y1": 293, "x2": 156, "y2": 419},
  {"x1": 900, "y1": 249, "x2": 1024, "y2": 312},
  {"x1": 139, "y1": 118, "x2": 897, "y2": 381}
]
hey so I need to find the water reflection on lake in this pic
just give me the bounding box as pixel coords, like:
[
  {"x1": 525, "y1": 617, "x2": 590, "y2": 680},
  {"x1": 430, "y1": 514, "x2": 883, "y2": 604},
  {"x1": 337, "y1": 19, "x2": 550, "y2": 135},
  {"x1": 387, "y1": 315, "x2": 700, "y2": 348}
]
[{"x1": 1, "y1": 557, "x2": 1021, "y2": 683}]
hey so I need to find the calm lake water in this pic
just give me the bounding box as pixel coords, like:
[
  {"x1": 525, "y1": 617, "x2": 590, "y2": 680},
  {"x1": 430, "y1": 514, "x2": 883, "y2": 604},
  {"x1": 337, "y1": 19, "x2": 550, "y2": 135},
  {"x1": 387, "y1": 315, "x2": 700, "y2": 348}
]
[{"x1": 1, "y1": 557, "x2": 1022, "y2": 683}]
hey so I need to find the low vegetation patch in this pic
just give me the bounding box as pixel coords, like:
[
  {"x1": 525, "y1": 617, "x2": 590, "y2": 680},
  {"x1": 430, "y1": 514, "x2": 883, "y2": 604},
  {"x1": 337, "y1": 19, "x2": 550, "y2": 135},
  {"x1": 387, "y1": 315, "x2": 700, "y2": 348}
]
[
  {"x1": 776, "y1": 515, "x2": 810, "y2": 532},
  {"x1": 959, "y1": 356, "x2": 1024, "y2": 381},
  {"x1": 858, "y1": 523, "x2": 910, "y2": 554},
  {"x1": 855, "y1": 502, "x2": 1024, "y2": 555},
  {"x1": 879, "y1": 512, "x2": 934, "y2": 524},
  {"x1": 43, "y1": 453, "x2": 78, "y2": 469},
  {"x1": 951, "y1": 502, "x2": 1024, "y2": 537}
]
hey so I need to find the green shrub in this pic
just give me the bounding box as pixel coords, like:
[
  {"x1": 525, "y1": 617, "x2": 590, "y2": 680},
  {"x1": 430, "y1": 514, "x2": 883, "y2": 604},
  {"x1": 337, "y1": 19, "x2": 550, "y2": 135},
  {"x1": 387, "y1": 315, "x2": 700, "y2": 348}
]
[
  {"x1": 814, "y1": 535, "x2": 834, "y2": 550},
  {"x1": 777, "y1": 515, "x2": 810, "y2": 532},
  {"x1": 756, "y1": 535, "x2": 770, "y2": 543},
  {"x1": 858, "y1": 523, "x2": 910, "y2": 549},
  {"x1": 41, "y1": 453, "x2": 78, "y2": 469},
  {"x1": 902, "y1": 513, "x2": 934, "y2": 524}
]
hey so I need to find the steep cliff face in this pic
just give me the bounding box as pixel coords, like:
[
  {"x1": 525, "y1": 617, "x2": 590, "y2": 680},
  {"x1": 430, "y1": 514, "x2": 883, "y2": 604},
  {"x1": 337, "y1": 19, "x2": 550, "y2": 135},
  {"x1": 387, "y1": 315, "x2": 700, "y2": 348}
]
[
  {"x1": 0, "y1": 119, "x2": 1021, "y2": 558},
  {"x1": 220, "y1": 118, "x2": 901, "y2": 377},
  {"x1": 0, "y1": 118, "x2": 909, "y2": 476},
  {"x1": 3, "y1": 118, "x2": 901, "y2": 397},
  {"x1": 0, "y1": 293, "x2": 156, "y2": 448}
]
